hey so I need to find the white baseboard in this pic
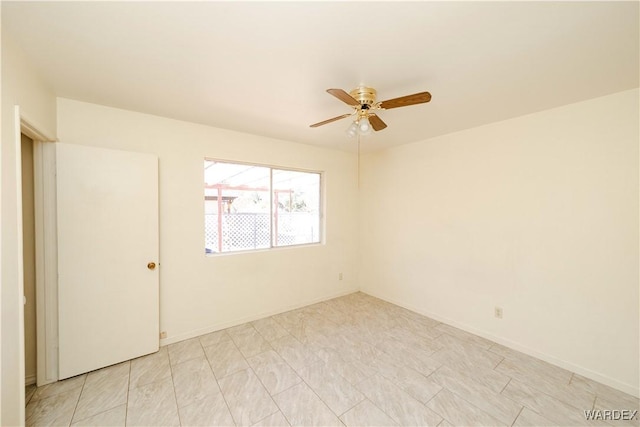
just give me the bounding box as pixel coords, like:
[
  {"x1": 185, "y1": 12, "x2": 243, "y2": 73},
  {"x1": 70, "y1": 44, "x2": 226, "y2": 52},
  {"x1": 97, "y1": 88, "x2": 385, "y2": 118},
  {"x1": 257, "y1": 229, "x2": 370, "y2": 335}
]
[
  {"x1": 25, "y1": 374, "x2": 37, "y2": 386},
  {"x1": 361, "y1": 289, "x2": 640, "y2": 399},
  {"x1": 160, "y1": 287, "x2": 359, "y2": 347}
]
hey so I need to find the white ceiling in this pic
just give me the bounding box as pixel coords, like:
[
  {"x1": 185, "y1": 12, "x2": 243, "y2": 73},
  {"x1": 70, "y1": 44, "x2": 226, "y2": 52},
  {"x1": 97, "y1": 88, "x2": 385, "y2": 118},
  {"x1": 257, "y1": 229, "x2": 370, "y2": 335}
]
[{"x1": 3, "y1": 1, "x2": 638, "y2": 152}]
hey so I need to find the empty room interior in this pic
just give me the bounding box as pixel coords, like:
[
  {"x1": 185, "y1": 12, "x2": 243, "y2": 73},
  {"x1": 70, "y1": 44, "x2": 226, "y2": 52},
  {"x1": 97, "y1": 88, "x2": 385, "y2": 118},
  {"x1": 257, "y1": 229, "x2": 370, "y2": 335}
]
[{"x1": 1, "y1": 1, "x2": 639, "y2": 426}]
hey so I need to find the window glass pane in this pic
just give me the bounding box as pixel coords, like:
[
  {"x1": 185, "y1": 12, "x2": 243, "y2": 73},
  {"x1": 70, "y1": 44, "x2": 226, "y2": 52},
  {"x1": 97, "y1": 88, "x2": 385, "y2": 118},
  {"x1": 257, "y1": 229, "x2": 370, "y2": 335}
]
[
  {"x1": 204, "y1": 160, "x2": 271, "y2": 253},
  {"x1": 272, "y1": 169, "x2": 321, "y2": 247}
]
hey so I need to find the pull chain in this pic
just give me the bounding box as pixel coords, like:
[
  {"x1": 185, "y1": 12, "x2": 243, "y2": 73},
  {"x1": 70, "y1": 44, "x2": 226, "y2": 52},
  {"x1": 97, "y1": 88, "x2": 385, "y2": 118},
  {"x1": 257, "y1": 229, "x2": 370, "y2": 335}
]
[{"x1": 357, "y1": 133, "x2": 361, "y2": 189}]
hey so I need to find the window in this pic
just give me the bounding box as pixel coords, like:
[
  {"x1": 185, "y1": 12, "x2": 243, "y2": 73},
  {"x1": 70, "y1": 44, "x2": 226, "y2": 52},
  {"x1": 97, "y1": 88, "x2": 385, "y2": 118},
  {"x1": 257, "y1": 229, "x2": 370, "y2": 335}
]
[{"x1": 204, "y1": 159, "x2": 321, "y2": 254}]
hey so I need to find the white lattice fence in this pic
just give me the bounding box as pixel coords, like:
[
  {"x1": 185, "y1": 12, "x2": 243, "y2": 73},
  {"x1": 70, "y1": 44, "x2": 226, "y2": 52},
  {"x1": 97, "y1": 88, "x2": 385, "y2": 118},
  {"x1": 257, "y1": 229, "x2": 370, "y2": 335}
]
[
  {"x1": 223, "y1": 213, "x2": 271, "y2": 251},
  {"x1": 205, "y1": 212, "x2": 319, "y2": 253},
  {"x1": 204, "y1": 214, "x2": 219, "y2": 252},
  {"x1": 276, "y1": 212, "x2": 319, "y2": 246}
]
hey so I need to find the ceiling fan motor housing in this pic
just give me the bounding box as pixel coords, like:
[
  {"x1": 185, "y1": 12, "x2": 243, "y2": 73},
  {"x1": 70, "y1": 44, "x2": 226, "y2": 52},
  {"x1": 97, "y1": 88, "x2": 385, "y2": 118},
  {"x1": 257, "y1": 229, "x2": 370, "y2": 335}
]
[{"x1": 349, "y1": 87, "x2": 377, "y2": 106}]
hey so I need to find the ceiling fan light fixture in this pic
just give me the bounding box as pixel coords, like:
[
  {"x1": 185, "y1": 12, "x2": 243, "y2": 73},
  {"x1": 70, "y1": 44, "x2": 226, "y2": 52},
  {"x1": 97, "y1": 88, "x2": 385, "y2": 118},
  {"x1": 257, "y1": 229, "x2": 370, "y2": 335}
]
[
  {"x1": 346, "y1": 121, "x2": 358, "y2": 138},
  {"x1": 358, "y1": 117, "x2": 372, "y2": 135}
]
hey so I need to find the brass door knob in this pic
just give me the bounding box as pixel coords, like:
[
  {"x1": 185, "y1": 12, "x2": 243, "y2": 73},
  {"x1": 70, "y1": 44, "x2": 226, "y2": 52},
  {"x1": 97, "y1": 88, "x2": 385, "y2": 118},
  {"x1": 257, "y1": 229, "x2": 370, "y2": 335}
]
[{"x1": 147, "y1": 262, "x2": 156, "y2": 270}]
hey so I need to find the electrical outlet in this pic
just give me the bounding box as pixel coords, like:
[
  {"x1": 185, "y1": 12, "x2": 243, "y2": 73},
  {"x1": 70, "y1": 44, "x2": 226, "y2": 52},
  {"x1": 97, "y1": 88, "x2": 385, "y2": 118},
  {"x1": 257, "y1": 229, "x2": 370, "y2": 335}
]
[
  {"x1": 339, "y1": 273, "x2": 343, "y2": 281},
  {"x1": 160, "y1": 331, "x2": 167, "y2": 339},
  {"x1": 494, "y1": 307, "x2": 503, "y2": 319}
]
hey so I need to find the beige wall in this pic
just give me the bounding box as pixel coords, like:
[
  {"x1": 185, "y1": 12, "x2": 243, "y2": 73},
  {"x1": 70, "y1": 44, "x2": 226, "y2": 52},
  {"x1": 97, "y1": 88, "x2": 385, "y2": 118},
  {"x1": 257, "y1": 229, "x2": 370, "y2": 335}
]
[
  {"x1": 360, "y1": 89, "x2": 639, "y2": 396},
  {"x1": 1, "y1": 31, "x2": 57, "y2": 424},
  {"x1": 21, "y1": 134, "x2": 36, "y2": 385},
  {"x1": 56, "y1": 98, "x2": 359, "y2": 345}
]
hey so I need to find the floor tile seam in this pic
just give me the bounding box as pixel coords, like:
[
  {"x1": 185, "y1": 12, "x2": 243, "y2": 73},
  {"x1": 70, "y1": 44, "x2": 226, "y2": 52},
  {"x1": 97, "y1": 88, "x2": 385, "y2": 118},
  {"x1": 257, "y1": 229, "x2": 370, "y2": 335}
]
[
  {"x1": 228, "y1": 325, "x2": 263, "y2": 348},
  {"x1": 334, "y1": 396, "x2": 368, "y2": 420},
  {"x1": 68, "y1": 372, "x2": 89, "y2": 426},
  {"x1": 270, "y1": 314, "x2": 294, "y2": 332},
  {"x1": 254, "y1": 359, "x2": 305, "y2": 395},
  {"x1": 428, "y1": 386, "x2": 508, "y2": 426},
  {"x1": 433, "y1": 363, "x2": 508, "y2": 399},
  {"x1": 197, "y1": 338, "x2": 224, "y2": 351},
  {"x1": 167, "y1": 352, "x2": 183, "y2": 427},
  {"x1": 568, "y1": 372, "x2": 607, "y2": 405},
  {"x1": 171, "y1": 349, "x2": 225, "y2": 408},
  {"x1": 588, "y1": 393, "x2": 597, "y2": 412},
  {"x1": 168, "y1": 351, "x2": 206, "y2": 368},
  {"x1": 29, "y1": 376, "x2": 70, "y2": 401},
  {"x1": 591, "y1": 386, "x2": 640, "y2": 409},
  {"x1": 28, "y1": 382, "x2": 85, "y2": 406},
  {"x1": 500, "y1": 377, "x2": 591, "y2": 415},
  {"x1": 485, "y1": 348, "x2": 529, "y2": 366},
  {"x1": 497, "y1": 361, "x2": 574, "y2": 388},
  {"x1": 202, "y1": 340, "x2": 232, "y2": 361},
  {"x1": 211, "y1": 371, "x2": 240, "y2": 427},
  {"x1": 420, "y1": 387, "x2": 447, "y2": 424},
  {"x1": 311, "y1": 346, "x2": 373, "y2": 388},
  {"x1": 25, "y1": 385, "x2": 37, "y2": 407},
  {"x1": 515, "y1": 403, "x2": 565, "y2": 426},
  {"x1": 238, "y1": 340, "x2": 275, "y2": 360},
  {"x1": 220, "y1": 337, "x2": 281, "y2": 425},
  {"x1": 435, "y1": 332, "x2": 492, "y2": 355},
  {"x1": 246, "y1": 362, "x2": 292, "y2": 427},
  {"x1": 123, "y1": 361, "x2": 131, "y2": 427},
  {"x1": 499, "y1": 377, "x2": 513, "y2": 395},
  {"x1": 268, "y1": 388, "x2": 294, "y2": 427},
  {"x1": 251, "y1": 410, "x2": 286, "y2": 427},
  {"x1": 251, "y1": 321, "x2": 285, "y2": 343},
  {"x1": 128, "y1": 363, "x2": 173, "y2": 392},
  {"x1": 420, "y1": 370, "x2": 445, "y2": 407},
  {"x1": 492, "y1": 354, "x2": 506, "y2": 369},
  {"x1": 353, "y1": 376, "x2": 423, "y2": 426},
  {"x1": 72, "y1": 366, "x2": 130, "y2": 423},
  {"x1": 494, "y1": 354, "x2": 574, "y2": 385},
  {"x1": 336, "y1": 397, "x2": 395, "y2": 426},
  {"x1": 226, "y1": 322, "x2": 255, "y2": 335},
  {"x1": 489, "y1": 378, "x2": 532, "y2": 418},
  {"x1": 485, "y1": 345, "x2": 507, "y2": 364},
  {"x1": 268, "y1": 343, "x2": 349, "y2": 423},
  {"x1": 205, "y1": 332, "x2": 251, "y2": 378},
  {"x1": 265, "y1": 337, "x2": 317, "y2": 389},
  {"x1": 434, "y1": 325, "x2": 494, "y2": 346},
  {"x1": 71, "y1": 402, "x2": 127, "y2": 426},
  {"x1": 303, "y1": 374, "x2": 367, "y2": 419},
  {"x1": 336, "y1": 398, "x2": 361, "y2": 424},
  {"x1": 243, "y1": 348, "x2": 287, "y2": 392},
  {"x1": 493, "y1": 357, "x2": 507, "y2": 374},
  {"x1": 81, "y1": 373, "x2": 131, "y2": 402},
  {"x1": 499, "y1": 369, "x2": 597, "y2": 410},
  {"x1": 438, "y1": 380, "x2": 521, "y2": 426},
  {"x1": 195, "y1": 335, "x2": 238, "y2": 427},
  {"x1": 594, "y1": 393, "x2": 640, "y2": 409},
  {"x1": 509, "y1": 406, "x2": 525, "y2": 427}
]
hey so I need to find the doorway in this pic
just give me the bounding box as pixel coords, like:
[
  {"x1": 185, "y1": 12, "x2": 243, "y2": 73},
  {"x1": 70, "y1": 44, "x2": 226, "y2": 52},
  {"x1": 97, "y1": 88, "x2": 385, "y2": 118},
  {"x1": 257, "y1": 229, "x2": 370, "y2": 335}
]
[{"x1": 21, "y1": 133, "x2": 37, "y2": 401}]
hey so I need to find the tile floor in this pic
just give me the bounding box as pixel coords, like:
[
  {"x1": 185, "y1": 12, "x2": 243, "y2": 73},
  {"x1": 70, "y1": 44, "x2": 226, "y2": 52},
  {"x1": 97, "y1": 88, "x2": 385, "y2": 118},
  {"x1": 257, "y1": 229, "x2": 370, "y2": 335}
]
[{"x1": 25, "y1": 292, "x2": 639, "y2": 426}]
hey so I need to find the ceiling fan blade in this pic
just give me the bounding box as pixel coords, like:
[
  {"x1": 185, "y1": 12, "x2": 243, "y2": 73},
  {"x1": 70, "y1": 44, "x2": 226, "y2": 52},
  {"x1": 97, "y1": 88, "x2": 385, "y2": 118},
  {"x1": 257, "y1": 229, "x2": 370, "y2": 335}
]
[
  {"x1": 309, "y1": 113, "x2": 352, "y2": 128},
  {"x1": 327, "y1": 88, "x2": 360, "y2": 106},
  {"x1": 379, "y1": 91, "x2": 431, "y2": 109},
  {"x1": 369, "y1": 114, "x2": 387, "y2": 131}
]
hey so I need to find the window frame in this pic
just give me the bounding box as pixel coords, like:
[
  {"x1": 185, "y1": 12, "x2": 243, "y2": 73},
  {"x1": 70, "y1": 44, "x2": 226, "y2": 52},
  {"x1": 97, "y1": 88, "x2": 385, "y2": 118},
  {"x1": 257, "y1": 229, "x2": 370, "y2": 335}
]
[{"x1": 204, "y1": 157, "x2": 323, "y2": 255}]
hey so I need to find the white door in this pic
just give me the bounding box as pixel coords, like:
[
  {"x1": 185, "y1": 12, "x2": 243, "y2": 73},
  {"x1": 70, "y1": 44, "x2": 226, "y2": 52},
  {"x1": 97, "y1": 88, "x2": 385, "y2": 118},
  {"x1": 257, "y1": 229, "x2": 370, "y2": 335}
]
[{"x1": 56, "y1": 143, "x2": 159, "y2": 379}]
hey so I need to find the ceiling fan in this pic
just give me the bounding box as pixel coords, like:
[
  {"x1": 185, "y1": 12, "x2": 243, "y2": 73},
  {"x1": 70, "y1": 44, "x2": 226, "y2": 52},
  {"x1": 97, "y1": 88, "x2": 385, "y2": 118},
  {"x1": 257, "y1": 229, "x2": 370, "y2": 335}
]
[{"x1": 310, "y1": 86, "x2": 432, "y2": 137}]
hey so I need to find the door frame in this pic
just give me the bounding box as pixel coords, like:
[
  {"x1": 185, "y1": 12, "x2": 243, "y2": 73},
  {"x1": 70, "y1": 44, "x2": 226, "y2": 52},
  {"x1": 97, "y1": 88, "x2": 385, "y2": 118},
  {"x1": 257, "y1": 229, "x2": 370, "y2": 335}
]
[{"x1": 17, "y1": 110, "x2": 58, "y2": 393}]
